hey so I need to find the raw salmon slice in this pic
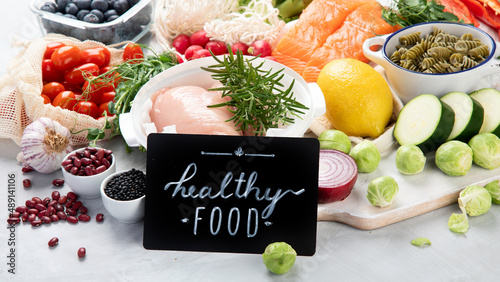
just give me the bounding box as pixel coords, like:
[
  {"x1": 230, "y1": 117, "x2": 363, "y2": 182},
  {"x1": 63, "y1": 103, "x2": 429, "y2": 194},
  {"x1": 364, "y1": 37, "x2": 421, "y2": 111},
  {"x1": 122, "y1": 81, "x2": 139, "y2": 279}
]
[{"x1": 301, "y1": 3, "x2": 398, "y2": 82}]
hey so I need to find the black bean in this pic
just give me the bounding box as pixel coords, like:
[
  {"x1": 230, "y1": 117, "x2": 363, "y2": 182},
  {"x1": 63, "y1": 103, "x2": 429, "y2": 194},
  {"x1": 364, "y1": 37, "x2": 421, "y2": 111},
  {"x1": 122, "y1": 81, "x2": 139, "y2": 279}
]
[{"x1": 104, "y1": 168, "x2": 146, "y2": 201}]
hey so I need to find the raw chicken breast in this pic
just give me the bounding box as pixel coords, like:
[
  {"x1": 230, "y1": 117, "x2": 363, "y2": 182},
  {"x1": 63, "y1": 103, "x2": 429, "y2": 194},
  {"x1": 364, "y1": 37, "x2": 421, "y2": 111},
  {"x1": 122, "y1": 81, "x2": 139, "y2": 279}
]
[{"x1": 149, "y1": 86, "x2": 242, "y2": 136}]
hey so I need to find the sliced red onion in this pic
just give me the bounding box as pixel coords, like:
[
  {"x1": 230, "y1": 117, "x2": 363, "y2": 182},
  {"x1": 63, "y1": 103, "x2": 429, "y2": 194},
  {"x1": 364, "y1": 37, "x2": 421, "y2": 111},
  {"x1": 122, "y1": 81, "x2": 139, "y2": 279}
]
[{"x1": 318, "y1": 149, "x2": 358, "y2": 203}]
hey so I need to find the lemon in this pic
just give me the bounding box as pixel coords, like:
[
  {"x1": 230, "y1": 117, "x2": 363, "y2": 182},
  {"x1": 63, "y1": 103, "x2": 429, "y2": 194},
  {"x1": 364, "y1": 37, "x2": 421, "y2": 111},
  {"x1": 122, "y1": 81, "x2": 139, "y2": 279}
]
[{"x1": 317, "y1": 58, "x2": 393, "y2": 138}]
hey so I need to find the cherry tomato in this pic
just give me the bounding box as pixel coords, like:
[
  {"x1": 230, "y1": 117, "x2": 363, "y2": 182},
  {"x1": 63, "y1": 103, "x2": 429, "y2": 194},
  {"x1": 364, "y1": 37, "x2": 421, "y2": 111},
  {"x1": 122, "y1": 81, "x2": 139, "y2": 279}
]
[
  {"x1": 98, "y1": 102, "x2": 114, "y2": 117},
  {"x1": 60, "y1": 81, "x2": 83, "y2": 93},
  {"x1": 99, "y1": 65, "x2": 114, "y2": 75},
  {"x1": 51, "y1": 45, "x2": 82, "y2": 71},
  {"x1": 75, "y1": 100, "x2": 99, "y2": 118},
  {"x1": 123, "y1": 43, "x2": 144, "y2": 63},
  {"x1": 64, "y1": 63, "x2": 100, "y2": 85},
  {"x1": 82, "y1": 78, "x2": 104, "y2": 105},
  {"x1": 44, "y1": 42, "x2": 65, "y2": 60},
  {"x1": 52, "y1": 91, "x2": 77, "y2": 110},
  {"x1": 41, "y1": 94, "x2": 51, "y2": 105},
  {"x1": 94, "y1": 47, "x2": 111, "y2": 67},
  {"x1": 81, "y1": 48, "x2": 106, "y2": 67},
  {"x1": 41, "y1": 59, "x2": 64, "y2": 82},
  {"x1": 100, "y1": 91, "x2": 116, "y2": 104},
  {"x1": 42, "y1": 82, "x2": 65, "y2": 101}
]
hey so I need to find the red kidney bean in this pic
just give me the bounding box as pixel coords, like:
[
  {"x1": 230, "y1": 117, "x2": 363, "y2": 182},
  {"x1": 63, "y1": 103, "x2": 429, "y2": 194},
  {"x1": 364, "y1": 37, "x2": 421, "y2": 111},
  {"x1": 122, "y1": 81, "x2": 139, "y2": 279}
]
[
  {"x1": 70, "y1": 166, "x2": 79, "y2": 175},
  {"x1": 65, "y1": 199, "x2": 75, "y2": 208},
  {"x1": 83, "y1": 149, "x2": 91, "y2": 158},
  {"x1": 64, "y1": 164, "x2": 73, "y2": 172},
  {"x1": 77, "y1": 247, "x2": 86, "y2": 258},
  {"x1": 57, "y1": 211, "x2": 67, "y2": 220},
  {"x1": 22, "y1": 166, "x2": 34, "y2": 173},
  {"x1": 26, "y1": 199, "x2": 36, "y2": 208},
  {"x1": 54, "y1": 203, "x2": 64, "y2": 211},
  {"x1": 48, "y1": 237, "x2": 59, "y2": 247},
  {"x1": 66, "y1": 208, "x2": 77, "y2": 216},
  {"x1": 51, "y1": 191, "x2": 60, "y2": 200},
  {"x1": 67, "y1": 192, "x2": 78, "y2": 200},
  {"x1": 80, "y1": 157, "x2": 92, "y2": 166},
  {"x1": 45, "y1": 206, "x2": 56, "y2": 216},
  {"x1": 73, "y1": 157, "x2": 82, "y2": 168},
  {"x1": 10, "y1": 211, "x2": 20, "y2": 218},
  {"x1": 52, "y1": 179, "x2": 65, "y2": 187},
  {"x1": 21, "y1": 212, "x2": 29, "y2": 222},
  {"x1": 58, "y1": 195, "x2": 68, "y2": 204},
  {"x1": 72, "y1": 201, "x2": 82, "y2": 210},
  {"x1": 101, "y1": 158, "x2": 110, "y2": 168},
  {"x1": 28, "y1": 214, "x2": 36, "y2": 222},
  {"x1": 35, "y1": 203, "x2": 46, "y2": 211},
  {"x1": 32, "y1": 197, "x2": 42, "y2": 204},
  {"x1": 62, "y1": 159, "x2": 73, "y2": 166},
  {"x1": 7, "y1": 218, "x2": 20, "y2": 225},
  {"x1": 96, "y1": 148, "x2": 104, "y2": 161},
  {"x1": 37, "y1": 211, "x2": 46, "y2": 219},
  {"x1": 84, "y1": 166, "x2": 94, "y2": 176},
  {"x1": 28, "y1": 208, "x2": 39, "y2": 214},
  {"x1": 78, "y1": 214, "x2": 90, "y2": 222},
  {"x1": 23, "y1": 179, "x2": 32, "y2": 188},
  {"x1": 48, "y1": 200, "x2": 57, "y2": 207},
  {"x1": 96, "y1": 213, "x2": 104, "y2": 222},
  {"x1": 41, "y1": 216, "x2": 52, "y2": 224},
  {"x1": 31, "y1": 219, "x2": 42, "y2": 227},
  {"x1": 67, "y1": 216, "x2": 78, "y2": 224},
  {"x1": 95, "y1": 165, "x2": 107, "y2": 174},
  {"x1": 78, "y1": 206, "x2": 88, "y2": 214},
  {"x1": 50, "y1": 214, "x2": 59, "y2": 222},
  {"x1": 16, "y1": 206, "x2": 28, "y2": 213},
  {"x1": 42, "y1": 197, "x2": 51, "y2": 206}
]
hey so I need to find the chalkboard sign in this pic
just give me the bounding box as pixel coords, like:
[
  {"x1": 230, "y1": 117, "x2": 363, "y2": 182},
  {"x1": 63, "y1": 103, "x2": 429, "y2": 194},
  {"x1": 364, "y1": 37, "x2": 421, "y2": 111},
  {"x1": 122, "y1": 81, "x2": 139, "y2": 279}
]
[{"x1": 143, "y1": 133, "x2": 318, "y2": 255}]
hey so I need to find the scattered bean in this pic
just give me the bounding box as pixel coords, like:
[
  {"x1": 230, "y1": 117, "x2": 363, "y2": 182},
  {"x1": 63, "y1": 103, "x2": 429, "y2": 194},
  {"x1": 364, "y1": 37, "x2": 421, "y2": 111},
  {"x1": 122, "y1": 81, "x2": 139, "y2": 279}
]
[
  {"x1": 31, "y1": 219, "x2": 43, "y2": 227},
  {"x1": 23, "y1": 179, "x2": 32, "y2": 188},
  {"x1": 56, "y1": 211, "x2": 67, "y2": 220},
  {"x1": 52, "y1": 179, "x2": 65, "y2": 187},
  {"x1": 48, "y1": 237, "x2": 59, "y2": 247},
  {"x1": 67, "y1": 192, "x2": 78, "y2": 200},
  {"x1": 78, "y1": 247, "x2": 86, "y2": 258},
  {"x1": 32, "y1": 197, "x2": 43, "y2": 205},
  {"x1": 96, "y1": 213, "x2": 104, "y2": 222},
  {"x1": 78, "y1": 206, "x2": 88, "y2": 214},
  {"x1": 51, "y1": 191, "x2": 60, "y2": 201},
  {"x1": 26, "y1": 200, "x2": 36, "y2": 208},
  {"x1": 22, "y1": 167, "x2": 34, "y2": 173},
  {"x1": 16, "y1": 206, "x2": 28, "y2": 213},
  {"x1": 7, "y1": 218, "x2": 20, "y2": 225},
  {"x1": 78, "y1": 214, "x2": 90, "y2": 222},
  {"x1": 67, "y1": 216, "x2": 78, "y2": 224},
  {"x1": 58, "y1": 195, "x2": 68, "y2": 204}
]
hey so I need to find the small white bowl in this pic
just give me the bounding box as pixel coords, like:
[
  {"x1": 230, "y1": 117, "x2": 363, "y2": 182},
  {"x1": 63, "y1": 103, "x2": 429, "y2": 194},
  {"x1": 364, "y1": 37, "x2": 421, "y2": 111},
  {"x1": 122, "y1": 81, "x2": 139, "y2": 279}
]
[
  {"x1": 61, "y1": 148, "x2": 116, "y2": 199},
  {"x1": 100, "y1": 170, "x2": 146, "y2": 224}
]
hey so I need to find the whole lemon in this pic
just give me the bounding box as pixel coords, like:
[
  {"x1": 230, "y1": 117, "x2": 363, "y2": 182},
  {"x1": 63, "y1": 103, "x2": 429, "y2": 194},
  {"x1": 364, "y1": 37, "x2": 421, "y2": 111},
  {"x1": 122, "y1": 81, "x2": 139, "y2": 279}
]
[{"x1": 317, "y1": 59, "x2": 393, "y2": 138}]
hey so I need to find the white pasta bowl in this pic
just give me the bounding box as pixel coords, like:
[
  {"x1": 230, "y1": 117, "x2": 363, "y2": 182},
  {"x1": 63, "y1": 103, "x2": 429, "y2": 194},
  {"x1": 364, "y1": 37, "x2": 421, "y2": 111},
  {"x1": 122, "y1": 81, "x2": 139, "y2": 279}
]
[
  {"x1": 363, "y1": 22, "x2": 500, "y2": 104},
  {"x1": 119, "y1": 55, "x2": 326, "y2": 148}
]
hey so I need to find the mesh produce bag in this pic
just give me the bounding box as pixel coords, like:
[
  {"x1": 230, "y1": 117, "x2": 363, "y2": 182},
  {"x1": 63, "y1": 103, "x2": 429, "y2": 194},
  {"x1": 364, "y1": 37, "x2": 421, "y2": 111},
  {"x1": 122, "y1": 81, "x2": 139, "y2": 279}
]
[{"x1": 0, "y1": 34, "x2": 123, "y2": 146}]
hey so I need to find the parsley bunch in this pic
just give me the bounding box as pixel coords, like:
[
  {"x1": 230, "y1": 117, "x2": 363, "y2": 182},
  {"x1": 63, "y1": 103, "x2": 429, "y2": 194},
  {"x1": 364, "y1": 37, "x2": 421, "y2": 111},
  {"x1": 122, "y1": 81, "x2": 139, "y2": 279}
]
[{"x1": 381, "y1": 0, "x2": 462, "y2": 27}]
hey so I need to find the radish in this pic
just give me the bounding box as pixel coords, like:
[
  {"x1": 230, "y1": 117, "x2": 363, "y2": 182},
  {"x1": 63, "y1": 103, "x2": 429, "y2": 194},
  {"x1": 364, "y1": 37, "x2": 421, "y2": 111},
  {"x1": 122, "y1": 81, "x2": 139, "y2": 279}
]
[
  {"x1": 318, "y1": 149, "x2": 358, "y2": 204},
  {"x1": 184, "y1": 45, "x2": 203, "y2": 60},
  {"x1": 172, "y1": 34, "x2": 191, "y2": 55},
  {"x1": 190, "y1": 30, "x2": 210, "y2": 48},
  {"x1": 191, "y1": 49, "x2": 212, "y2": 59},
  {"x1": 205, "y1": 41, "x2": 227, "y2": 56},
  {"x1": 231, "y1": 42, "x2": 249, "y2": 55},
  {"x1": 248, "y1": 40, "x2": 272, "y2": 57}
]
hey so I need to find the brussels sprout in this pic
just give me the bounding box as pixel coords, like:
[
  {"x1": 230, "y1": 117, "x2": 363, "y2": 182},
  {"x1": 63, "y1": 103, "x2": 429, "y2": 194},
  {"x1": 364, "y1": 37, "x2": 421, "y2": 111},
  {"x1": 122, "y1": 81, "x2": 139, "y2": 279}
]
[
  {"x1": 262, "y1": 242, "x2": 296, "y2": 274},
  {"x1": 349, "y1": 140, "x2": 380, "y2": 173},
  {"x1": 468, "y1": 133, "x2": 500, "y2": 170},
  {"x1": 448, "y1": 212, "x2": 469, "y2": 233},
  {"x1": 484, "y1": 180, "x2": 500, "y2": 204},
  {"x1": 318, "y1": 129, "x2": 351, "y2": 154},
  {"x1": 366, "y1": 176, "x2": 399, "y2": 207},
  {"x1": 435, "y1": 140, "x2": 473, "y2": 176},
  {"x1": 458, "y1": 185, "x2": 492, "y2": 216},
  {"x1": 395, "y1": 144, "x2": 426, "y2": 175},
  {"x1": 411, "y1": 237, "x2": 431, "y2": 246}
]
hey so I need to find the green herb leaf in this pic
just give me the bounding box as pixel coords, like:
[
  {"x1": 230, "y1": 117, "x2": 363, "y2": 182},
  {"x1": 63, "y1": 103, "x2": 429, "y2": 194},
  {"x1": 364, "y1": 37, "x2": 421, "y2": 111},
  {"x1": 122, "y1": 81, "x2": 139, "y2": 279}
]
[
  {"x1": 381, "y1": 0, "x2": 462, "y2": 27},
  {"x1": 411, "y1": 237, "x2": 432, "y2": 246}
]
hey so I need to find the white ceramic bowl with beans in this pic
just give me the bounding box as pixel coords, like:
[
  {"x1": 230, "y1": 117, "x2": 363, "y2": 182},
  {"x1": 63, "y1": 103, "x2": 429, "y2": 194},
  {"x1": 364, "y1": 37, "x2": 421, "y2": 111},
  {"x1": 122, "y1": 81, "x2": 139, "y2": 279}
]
[
  {"x1": 363, "y1": 22, "x2": 500, "y2": 104},
  {"x1": 61, "y1": 147, "x2": 116, "y2": 199},
  {"x1": 100, "y1": 170, "x2": 145, "y2": 224}
]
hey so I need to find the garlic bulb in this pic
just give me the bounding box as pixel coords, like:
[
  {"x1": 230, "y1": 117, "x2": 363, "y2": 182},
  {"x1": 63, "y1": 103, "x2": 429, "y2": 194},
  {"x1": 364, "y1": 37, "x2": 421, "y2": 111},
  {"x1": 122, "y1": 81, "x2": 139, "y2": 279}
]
[{"x1": 21, "y1": 118, "x2": 74, "y2": 174}]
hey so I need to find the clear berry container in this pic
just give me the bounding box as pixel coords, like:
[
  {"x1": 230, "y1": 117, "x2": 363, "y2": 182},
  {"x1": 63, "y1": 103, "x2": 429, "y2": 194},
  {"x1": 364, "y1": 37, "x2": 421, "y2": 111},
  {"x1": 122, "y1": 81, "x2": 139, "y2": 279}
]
[{"x1": 29, "y1": 0, "x2": 153, "y2": 44}]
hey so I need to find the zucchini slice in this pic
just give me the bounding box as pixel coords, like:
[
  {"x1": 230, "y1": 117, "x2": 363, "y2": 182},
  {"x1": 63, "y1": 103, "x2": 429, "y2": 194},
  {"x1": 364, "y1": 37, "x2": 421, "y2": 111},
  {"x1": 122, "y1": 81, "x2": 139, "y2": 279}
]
[
  {"x1": 394, "y1": 94, "x2": 455, "y2": 153},
  {"x1": 440, "y1": 91, "x2": 484, "y2": 142},
  {"x1": 469, "y1": 88, "x2": 500, "y2": 137}
]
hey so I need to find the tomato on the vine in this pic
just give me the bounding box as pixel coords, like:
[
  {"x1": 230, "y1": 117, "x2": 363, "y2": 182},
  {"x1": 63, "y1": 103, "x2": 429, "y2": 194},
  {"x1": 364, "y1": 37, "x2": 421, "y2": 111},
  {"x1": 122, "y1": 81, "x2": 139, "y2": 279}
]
[
  {"x1": 41, "y1": 59, "x2": 64, "y2": 82},
  {"x1": 44, "y1": 42, "x2": 65, "y2": 60},
  {"x1": 42, "y1": 82, "x2": 65, "y2": 101},
  {"x1": 82, "y1": 78, "x2": 104, "y2": 104},
  {"x1": 51, "y1": 45, "x2": 82, "y2": 71},
  {"x1": 64, "y1": 63, "x2": 100, "y2": 85},
  {"x1": 52, "y1": 91, "x2": 77, "y2": 110},
  {"x1": 40, "y1": 94, "x2": 51, "y2": 104},
  {"x1": 81, "y1": 48, "x2": 107, "y2": 67},
  {"x1": 100, "y1": 91, "x2": 116, "y2": 104},
  {"x1": 75, "y1": 100, "x2": 99, "y2": 118},
  {"x1": 123, "y1": 43, "x2": 144, "y2": 63}
]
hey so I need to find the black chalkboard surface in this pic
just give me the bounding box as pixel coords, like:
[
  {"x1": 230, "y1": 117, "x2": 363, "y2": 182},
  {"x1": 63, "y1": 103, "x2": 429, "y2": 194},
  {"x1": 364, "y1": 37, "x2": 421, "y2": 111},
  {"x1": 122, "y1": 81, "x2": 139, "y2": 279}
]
[{"x1": 143, "y1": 133, "x2": 318, "y2": 255}]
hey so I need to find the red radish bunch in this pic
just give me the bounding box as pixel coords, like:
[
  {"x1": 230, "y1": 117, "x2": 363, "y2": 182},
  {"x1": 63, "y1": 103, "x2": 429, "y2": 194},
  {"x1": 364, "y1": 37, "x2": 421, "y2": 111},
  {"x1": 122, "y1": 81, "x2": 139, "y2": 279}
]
[{"x1": 172, "y1": 31, "x2": 275, "y2": 61}]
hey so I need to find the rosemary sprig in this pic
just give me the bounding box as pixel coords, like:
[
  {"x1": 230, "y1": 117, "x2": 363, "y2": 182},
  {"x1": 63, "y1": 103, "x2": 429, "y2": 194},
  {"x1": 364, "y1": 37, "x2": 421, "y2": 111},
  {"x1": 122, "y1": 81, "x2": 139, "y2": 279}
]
[{"x1": 202, "y1": 51, "x2": 309, "y2": 136}]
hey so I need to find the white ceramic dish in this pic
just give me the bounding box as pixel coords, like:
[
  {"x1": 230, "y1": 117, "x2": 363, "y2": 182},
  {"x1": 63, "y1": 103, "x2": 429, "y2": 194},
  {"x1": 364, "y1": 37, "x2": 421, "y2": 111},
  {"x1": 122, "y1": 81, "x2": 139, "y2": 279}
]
[
  {"x1": 119, "y1": 55, "x2": 326, "y2": 148},
  {"x1": 61, "y1": 148, "x2": 116, "y2": 199},
  {"x1": 363, "y1": 22, "x2": 500, "y2": 104},
  {"x1": 100, "y1": 170, "x2": 146, "y2": 224}
]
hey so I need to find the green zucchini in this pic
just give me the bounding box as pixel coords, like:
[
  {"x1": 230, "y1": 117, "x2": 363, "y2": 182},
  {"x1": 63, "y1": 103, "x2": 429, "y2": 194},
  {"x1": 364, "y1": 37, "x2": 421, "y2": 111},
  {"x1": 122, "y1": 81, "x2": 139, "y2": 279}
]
[
  {"x1": 394, "y1": 94, "x2": 455, "y2": 153},
  {"x1": 440, "y1": 91, "x2": 484, "y2": 142},
  {"x1": 469, "y1": 88, "x2": 500, "y2": 137}
]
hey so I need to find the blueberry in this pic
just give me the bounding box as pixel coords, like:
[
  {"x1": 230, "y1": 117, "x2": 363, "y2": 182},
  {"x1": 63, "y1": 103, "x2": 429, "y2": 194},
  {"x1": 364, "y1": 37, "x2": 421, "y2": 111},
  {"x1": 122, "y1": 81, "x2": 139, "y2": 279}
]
[
  {"x1": 90, "y1": 9, "x2": 104, "y2": 23},
  {"x1": 106, "y1": 15, "x2": 119, "y2": 22},
  {"x1": 127, "y1": 0, "x2": 140, "y2": 7},
  {"x1": 76, "y1": 0, "x2": 91, "y2": 10},
  {"x1": 113, "y1": 0, "x2": 129, "y2": 15},
  {"x1": 41, "y1": 2, "x2": 58, "y2": 13},
  {"x1": 103, "y1": 9, "x2": 118, "y2": 21},
  {"x1": 65, "y1": 3, "x2": 79, "y2": 15},
  {"x1": 64, "y1": 13, "x2": 78, "y2": 20},
  {"x1": 106, "y1": 0, "x2": 115, "y2": 8},
  {"x1": 55, "y1": 0, "x2": 69, "y2": 13},
  {"x1": 91, "y1": 0, "x2": 108, "y2": 13},
  {"x1": 76, "y1": 9, "x2": 90, "y2": 20},
  {"x1": 83, "y1": 13, "x2": 100, "y2": 23}
]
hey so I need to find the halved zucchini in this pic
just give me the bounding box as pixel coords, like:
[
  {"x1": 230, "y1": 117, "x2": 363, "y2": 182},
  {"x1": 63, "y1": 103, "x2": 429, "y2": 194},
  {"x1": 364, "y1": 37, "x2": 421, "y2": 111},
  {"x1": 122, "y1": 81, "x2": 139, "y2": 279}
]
[
  {"x1": 469, "y1": 88, "x2": 500, "y2": 137},
  {"x1": 394, "y1": 94, "x2": 455, "y2": 153},
  {"x1": 440, "y1": 91, "x2": 484, "y2": 142}
]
